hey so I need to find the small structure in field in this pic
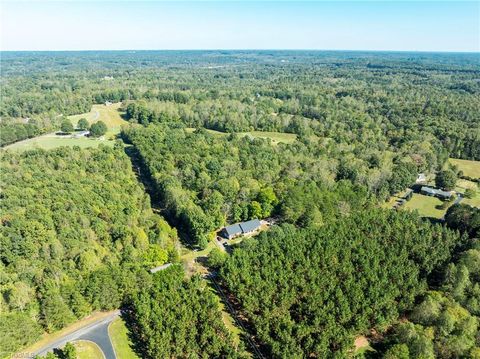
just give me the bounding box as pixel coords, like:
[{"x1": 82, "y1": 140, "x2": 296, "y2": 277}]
[
  {"x1": 221, "y1": 219, "x2": 262, "y2": 240},
  {"x1": 421, "y1": 186, "x2": 452, "y2": 200},
  {"x1": 105, "y1": 101, "x2": 112, "y2": 106}
]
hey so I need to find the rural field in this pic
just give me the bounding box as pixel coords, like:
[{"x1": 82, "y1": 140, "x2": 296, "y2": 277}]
[
  {"x1": 2, "y1": 134, "x2": 114, "y2": 152},
  {"x1": 448, "y1": 158, "x2": 480, "y2": 179},
  {"x1": 185, "y1": 127, "x2": 297, "y2": 144},
  {"x1": 69, "y1": 103, "x2": 127, "y2": 138},
  {"x1": 2, "y1": 103, "x2": 126, "y2": 152}
]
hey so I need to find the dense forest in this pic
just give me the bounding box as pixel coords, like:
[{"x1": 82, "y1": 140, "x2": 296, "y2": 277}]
[
  {"x1": 2, "y1": 51, "x2": 479, "y2": 159},
  {"x1": 1, "y1": 51, "x2": 479, "y2": 358},
  {"x1": 127, "y1": 264, "x2": 243, "y2": 358},
  {"x1": 220, "y1": 209, "x2": 467, "y2": 357},
  {"x1": 123, "y1": 124, "x2": 371, "y2": 246},
  {"x1": 0, "y1": 145, "x2": 178, "y2": 356}
]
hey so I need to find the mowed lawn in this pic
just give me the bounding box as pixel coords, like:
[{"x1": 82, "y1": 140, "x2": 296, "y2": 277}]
[
  {"x1": 401, "y1": 193, "x2": 447, "y2": 219},
  {"x1": 448, "y1": 158, "x2": 480, "y2": 179},
  {"x1": 108, "y1": 318, "x2": 139, "y2": 359},
  {"x1": 73, "y1": 340, "x2": 104, "y2": 359}
]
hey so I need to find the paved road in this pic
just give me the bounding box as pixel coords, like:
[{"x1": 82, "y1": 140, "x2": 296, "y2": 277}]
[{"x1": 33, "y1": 310, "x2": 119, "y2": 358}]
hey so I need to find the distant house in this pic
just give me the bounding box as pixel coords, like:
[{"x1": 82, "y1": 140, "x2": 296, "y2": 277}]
[
  {"x1": 105, "y1": 101, "x2": 112, "y2": 106},
  {"x1": 416, "y1": 173, "x2": 427, "y2": 184},
  {"x1": 421, "y1": 186, "x2": 452, "y2": 200},
  {"x1": 221, "y1": 219, "x2": 262, "y2": 240}
]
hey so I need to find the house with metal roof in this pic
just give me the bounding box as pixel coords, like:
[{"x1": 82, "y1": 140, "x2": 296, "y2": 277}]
[
  {"x1": 239, "y1": 219, "x2": 261, "y2": 234},
  {"x1": 420, "y1": 186, "x2": 452, "y2": 200},
  {"x1": 222, "y1": 223, "x2": 243, "y2": 239},
  {"x1": 221, "y1": 219, "x2": 262, "y2": 239}
]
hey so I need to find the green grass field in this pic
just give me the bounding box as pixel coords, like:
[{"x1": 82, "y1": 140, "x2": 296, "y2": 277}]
[
  {"x1": 185, "y1": 127, "x2": 297, "y2": 145},
  {"x1": 3, "y1": 135, "x2": 114, "y2": 152},
  {"x1": 3, "y1": 103, "x2": 126, "y2": 152},
  {"x1": 238, "y1": 131, "x2": 297, "y2": 144},
  {"x1": 69, "y1": 103, "x2": 128, "y2": 138},
  {"x1": 448, "y1": 158, "x2": 480, "y2": 179},
  {"x1": 73, "y1": 340, "x2": 104, "y2": 359},
  {"x1": 108, "y1": 318, "x2": 139, "y2": 359},
  {"x1": 401, "y1": 193, "x2": 448, "y2": 219}
]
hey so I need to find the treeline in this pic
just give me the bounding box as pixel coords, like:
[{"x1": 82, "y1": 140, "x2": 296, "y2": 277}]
[
  {"x1": 0, "y1": 146, "x2": 178, "y2": 357},
  {"x1": 220, "y1": 209, "x2": 465, "y2": 357},
  {"x1": 0, "y1": 122, "x2": 42, "y2": 146},
  {"x1": 127, "y1": 265, "x2": 244, "y2": 358}
]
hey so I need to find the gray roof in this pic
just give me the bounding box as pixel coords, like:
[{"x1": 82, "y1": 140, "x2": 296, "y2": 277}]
[
  {"x1": 239, "y1": 219, "x2": 261, "y2": 233},
  {"x1": 224, "y1": 223, "x2": 242, "y2": 237},
  {"x1": 421, "y1": 186, "x2": 436, "y2": 195},
  {"x1": 421, "y1": 186, "x2": 452, "y2": 198},
  {"x1": 223, "y1": 219, "x2": 262, "y2": 237}
]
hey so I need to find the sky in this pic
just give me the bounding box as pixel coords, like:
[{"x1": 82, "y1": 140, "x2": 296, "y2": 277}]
[{"x1": 1, "y1": 1, "x2": 479, "y2": 52}]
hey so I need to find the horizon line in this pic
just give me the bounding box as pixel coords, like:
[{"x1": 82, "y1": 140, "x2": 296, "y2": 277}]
[{"x1": 1, "y1": 48, "x2": 479, "y2": 54}]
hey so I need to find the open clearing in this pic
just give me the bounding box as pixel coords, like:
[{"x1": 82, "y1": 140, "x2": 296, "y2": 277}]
[
  {"x1": 401, "y1": 193, "x2": 448, "y2": 219},
  {"x1": 239, "y1": 131, "x2": 297, "y2": 144},
  {"x1": 69, "y1": 102, "x2": 127, "y2": 138},
  {"x1": 3, "y1": 134, "x2": 114, "y2": 152},
  {"x1": 448, "y1": 158, "x2": 480, "y2": 179},
  {"x1": 108, "y1": 318, "x2": 139, "y2": 359},
  {"x1": 3, "y1": 103, "x2": 126, "y2": 152},
  {"x1": 74, "y1": 340, "x2": 105, "y2": 359},
  {"x1": 185, "y1": 127, "x2": 297, "y2": 144}
]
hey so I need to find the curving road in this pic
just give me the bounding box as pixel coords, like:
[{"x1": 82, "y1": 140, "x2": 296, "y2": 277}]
[{"x1": 33, "y1": 310, "x2": 119, "y2": 358}]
